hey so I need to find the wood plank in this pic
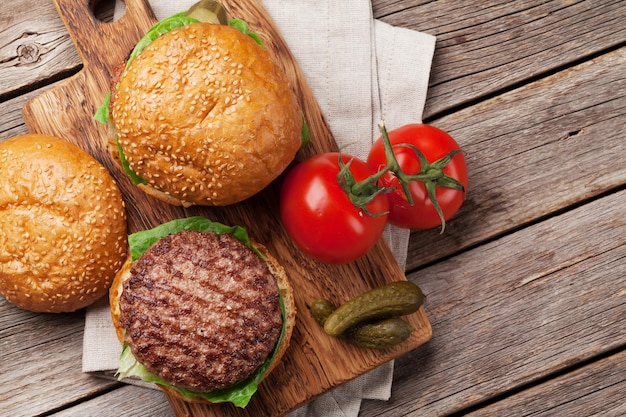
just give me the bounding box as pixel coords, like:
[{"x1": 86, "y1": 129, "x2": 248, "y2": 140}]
[
  {"x1": 406, "y1": 46, "x2": 626, "y2": 270},
  {"x1": 0, "y1": 0, "x2": 80, "y2": 100},
  {"x1": 374, "y1": 0, "x2": 626, "y2": 118},
  {"x1": 3, "y1": 0, "x2": 625, "y2": 118},
  {"x1": 49, "y1": 385, "x2": 176, "y2": 417},
  {"x1": 0, "y1": 299, "x2": 119, "y2": 415},
  {"x1": 464, "y1": 350, "x2": 626, "y2": 416},
  {"x1": 360, "y1": 189, "x2": 626, "y2": 416},
  {"x1": 0, "y1": 83, "x2": 58, "y2": 139}
]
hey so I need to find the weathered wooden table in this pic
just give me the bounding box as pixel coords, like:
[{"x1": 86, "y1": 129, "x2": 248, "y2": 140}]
[{"x1": 1, "y1": 1, "x2": 624, "y2": 416}]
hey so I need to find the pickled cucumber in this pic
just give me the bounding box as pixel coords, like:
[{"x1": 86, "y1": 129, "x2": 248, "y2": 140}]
[
  {"x1": 343, "y1": 318, "x2": 412, "y2": 349},
  {"x1": 310, "y1": 299, "x2": 336, "y2": 327},
  {"x1": 310, "y1": 298, "x2": 414, "y2": 349},
  {"x1": 186, "y1": 0, "x2": 229, "y2": 25},
  {"x1": 323, "y1": 281, "x2": 423, "y2": 337}
]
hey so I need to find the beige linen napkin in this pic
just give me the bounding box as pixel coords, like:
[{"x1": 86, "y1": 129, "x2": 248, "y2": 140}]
[{"x1": 83, "y1": 1, "x2": 435, "y2": 416}]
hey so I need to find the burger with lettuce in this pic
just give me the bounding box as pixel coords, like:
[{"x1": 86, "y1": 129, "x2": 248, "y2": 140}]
[
  {"x1": 109, "y1": 216, "x2": 296, "y2": 407},
  {"x1": 96, "y1": 1, "x2": 306, "y2": 207}
]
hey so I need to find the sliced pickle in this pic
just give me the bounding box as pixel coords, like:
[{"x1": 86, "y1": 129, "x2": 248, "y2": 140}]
[{"x1": 186, "y1": 0, "x2": 228, "y2": 25}]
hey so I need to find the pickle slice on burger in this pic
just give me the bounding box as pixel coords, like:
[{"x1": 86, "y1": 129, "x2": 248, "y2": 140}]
[
  {"x1": 109, "y1": 216, "x2": 296, "y2": 407},
  {"x1": 96, "y1": 2, "x2": 304, "y2": 207}
]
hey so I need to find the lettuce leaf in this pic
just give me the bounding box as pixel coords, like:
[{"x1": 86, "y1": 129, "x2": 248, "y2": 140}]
[
  {"x1": 128, "y1": 216, "x2": 256, "y2": 261},
  {"x1": 94, "y1": 91, "x2": 110, "y2": 125},
  {"x1": 228, "y1": 18, "x2": 264, "y2": 46},
  {"x1": 119, "y1": 216, "x2": 284, "y2": 408},
  {"x1": 300, "y1": 116, "x2": 311, "y2": 149}
]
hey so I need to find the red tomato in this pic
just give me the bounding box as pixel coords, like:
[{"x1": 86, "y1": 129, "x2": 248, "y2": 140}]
[
  {"x1": 367, "y1": 123, "x2": 468, "y2": 230},
  {"x1": 280, "y1": 152, "x2": 389, "y2": 264}
]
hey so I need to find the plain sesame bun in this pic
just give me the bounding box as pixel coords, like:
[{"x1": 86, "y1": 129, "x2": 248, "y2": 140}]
[
  {"x1": 109, "y1": 234, "x2": 295, "y2": 404},
  {"x1": 110, "y1": 22, "x2": 302, "y2": 207},
  {"x1": 0, "y1": 134, "x2": 128, "y2": 313}
]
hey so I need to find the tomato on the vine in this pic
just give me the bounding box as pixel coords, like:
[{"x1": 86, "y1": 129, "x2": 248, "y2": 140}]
[
  {"x1": 367, "y1": 123, "x2": 468, "y2": 231},
  {"x1": 280, "y1": 152, "x2": 389, "y2": 264}
]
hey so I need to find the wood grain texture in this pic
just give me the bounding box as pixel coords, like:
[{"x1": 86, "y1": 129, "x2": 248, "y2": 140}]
[
  {"x1": 464, "y1": 350, "x2": 626, "y2": 417},
  {"x1": 49, "y1": 384, "x2": 176, "y2": 417},
  {"x1": 0, "y1": 300, "x2": 119, "y2": 415},
  {"x1": 0, "y1": 1, "x2": 79, "y2": 101},
  {"x1": 18, "y1": 1, "x2": 431, "y2": 416},
  {"x1": 0, "y1": 86, "x2": 42, "y2": 138},
  {"x1": 360, "y1": 189, "x2": 626, "y2": 416},
  {"x1": 1, "y1": 1, "x2": 625, "y2": 416},
  {"x1": 4, "y1": 0, "x2": 626, "y2": 118},
  {"x1": 374, "y1": 0, "x2": 626, "y2": 119}
]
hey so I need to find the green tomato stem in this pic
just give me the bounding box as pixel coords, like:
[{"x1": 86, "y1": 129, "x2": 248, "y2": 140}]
[
  {"x1": 339, "y1": 120, "x2": 465, "y2": 232},
  {"x1": 337, "y1": 156, "x2": 389, "y2": 217}
]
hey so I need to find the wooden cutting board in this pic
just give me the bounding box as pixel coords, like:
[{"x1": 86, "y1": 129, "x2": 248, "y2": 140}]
[{"x1": 22, "y1": 0, "x2": 432, "y2": 415}]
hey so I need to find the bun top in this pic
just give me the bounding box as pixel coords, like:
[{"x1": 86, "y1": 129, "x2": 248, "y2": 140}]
[
  {"x1": 112, "y1": 23, "x2": 302, "y2": 207},
  {"x1": 0, "y1": 134, "x2": 128, "y2": 313}
]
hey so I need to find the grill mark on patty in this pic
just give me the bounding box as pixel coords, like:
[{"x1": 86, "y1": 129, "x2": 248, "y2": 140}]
[{"x1": 119, "y1": 230, "x2": 282, "y2": 392}]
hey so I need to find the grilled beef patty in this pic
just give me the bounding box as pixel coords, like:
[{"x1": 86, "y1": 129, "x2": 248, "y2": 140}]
[{"x1": 119, "y1": 230, "x2": 282, "y2": 392}]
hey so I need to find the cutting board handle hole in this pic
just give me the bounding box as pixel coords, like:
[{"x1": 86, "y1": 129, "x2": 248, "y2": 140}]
[{"x1": 91, "y1": 0, "x2": 120, "y2": 22}]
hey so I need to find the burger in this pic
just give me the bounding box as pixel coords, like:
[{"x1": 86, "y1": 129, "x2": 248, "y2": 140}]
[
  {"x1": 96, "y1": 4, "x2": 304, "y2": 207},
  {"x1": 0, "y1": 133, "x2": 127, "y2": 313},
  {"x1": 109, "y1": 216, "x2": 296, "y2": 407}
]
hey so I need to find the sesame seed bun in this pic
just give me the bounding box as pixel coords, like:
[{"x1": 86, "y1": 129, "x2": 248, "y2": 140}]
[
  {"x1": 0, "y1": 134, "x2": 128, "y2": 313},
  {"x1": 110, "y1": 23, "x2": 302, "y2": 207}
]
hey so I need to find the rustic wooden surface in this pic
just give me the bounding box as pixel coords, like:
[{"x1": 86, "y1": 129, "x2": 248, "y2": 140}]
[
  {"x1": 12, "y1": 0, "x2": 432, "y2": 416},
  {"x1": 1, "y1": 0, "x2": 625, "y2": 416}
]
